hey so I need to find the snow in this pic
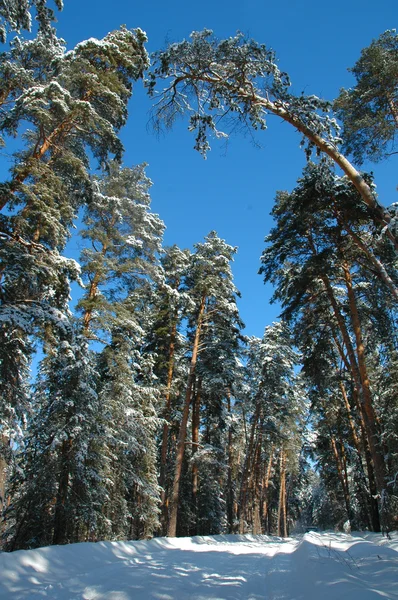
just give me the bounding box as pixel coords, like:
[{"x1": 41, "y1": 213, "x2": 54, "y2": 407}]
[{"x1": 1, "y1": 531, "x2": 397, "y2": 599}]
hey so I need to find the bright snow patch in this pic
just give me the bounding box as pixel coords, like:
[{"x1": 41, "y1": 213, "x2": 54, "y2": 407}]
[{"x1": 1, "y1": 531, "x2": 397, "y2": 599}]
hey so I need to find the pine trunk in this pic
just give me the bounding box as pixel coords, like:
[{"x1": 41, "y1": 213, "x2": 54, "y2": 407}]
[
  {"x1": 53, "y1": 438, "x2": 72, "y2": 545},
  {"x1": 330, "y1": 434, "x2": 352, "y2": 522},
  {"x1": 322, "y1": 272, "x2": 381, "y2": 530},
  {"x1": 342, "y1": 261, "x2": 387, "y2": 498},
  {"x1": 191, "y1": 379, "x2": 201, "y2": 528},
  {"x1": 252, "y1": 434, "x2": 263, "y2": 535},
  {"x1": 82, "y1": 238, "x2": 111, "y2": 334},
  {"x1": 255, "y1": 94, "x2": 398, "y2": 251},
  {"x1": 238, "y1": 403, "x2": 260, "y2": 534},
  {"x1": 159, "y1": 318, "x2": 178, "y2": 533},
  {"x1": 167, "y1": 294, "x2": 206, "y2": 537},
  {"x1": 226, "y1": 391, "x2": 235, "y2": 533},
  {"x1": 277, "y1": 449, "x2": 287, "y2": 537},
  {"x1": 339, "y1": 219, "x2": 398, "y2": 301},
  {"x1": 262, "y1": 446, "x2": 274, "y2": 534},
  {"x1": 0, "y1": 435, "x2": 8, "y2": 515}
]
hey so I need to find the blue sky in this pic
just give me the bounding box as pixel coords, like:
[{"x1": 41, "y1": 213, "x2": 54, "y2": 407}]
[{"x1": 37, "y1": 1, "x2": 398, "y2": 336}]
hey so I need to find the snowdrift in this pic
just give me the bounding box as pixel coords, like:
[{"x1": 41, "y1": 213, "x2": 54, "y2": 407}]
[{"x1": 1, "y1": 531, "x2": 397, "y2": 599}]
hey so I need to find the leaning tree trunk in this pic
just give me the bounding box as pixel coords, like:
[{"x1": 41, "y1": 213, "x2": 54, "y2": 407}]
[
  {"x1": 167, "y1": 294, "x2": 206, "y2": 538},
  {"x1": 337, "y1": 217, "x2": 398, "y2": 301},
  {"x1": 330, "y1": 433, "x2": 352, "y2": 523},
  {"x1": 253, "y1": 94, "x2": 398, "y2": 252}
]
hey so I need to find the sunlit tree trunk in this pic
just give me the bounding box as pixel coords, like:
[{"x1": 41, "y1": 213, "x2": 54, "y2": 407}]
[
  {"x1": 321, "y1": 272, "x2": 381, "y2": 530},
  {"x1": 191, "y1": 378, "x2": 202, "y2": 527},
  {"x1": 277, "y1": 449, "x2": 287, "y2": 537},
  {"x1": 226, "y1": 390, "x2": 235, "y2": 533},
  {"x1": 252, "y1": 432, "x2": 263, "y2": 535},
  {"x1": 262, "y1": 445, "x2": 274, "y2": 534},
  {"x1": 341, "y1": 260, "x2": 387, "y2": 500},
  {"x1": 167, "y1": 294, "x2": 206, "y2": 537}
]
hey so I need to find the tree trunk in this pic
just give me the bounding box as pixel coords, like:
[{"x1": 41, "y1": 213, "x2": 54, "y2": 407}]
[
  {"x1": 167, "y1": 294, "x2": 206, "y2": 537},
  {"x1": 0, "y1": 435, "x2": 8, "y2": 516},
  {"x1": 82, "y1": 239, "x2": 111, "y2": 334},
  {"x1": 341, "y1": 260, "x2": 387, "y2": 498},
  {"x1": 330, "y1": 433, "x2": 352, "y2": 523},
  {"x1": 238, "y1": 402, "x2": 261, "y2": 534},
  {"x1": 159, "y1": 318, "x2": 178, "y2": 534},
  {"x1": 339, "y1": 219, "x2": 398, "y2": 301},
  {"x1": 226, "y1": 390, "x2": 235, "y2": 533},
  {"x1": 321, "y1": 271, "x2": 381, "y2": 530},
  {"x1": 338, "y1": 380, "x2": 361, "y2": 452},
  {"x1": 262, "y1": 445, "x2": 274, "y2": 534},
  {"x1": 191, "y1": 379, "x2": 202, "y2": 528},
  {"x1": 0, "y1": 115, "x2": 77, "y2": 212},
  {"x1": 253, "y1": 94, "x2": 398, "y2": 251},
  {"x1": 252, "y1": 434, "x2": 263, "y2": 535},
  {"x1": 53, "y1": 438, "x2": 72, "y2": 545},
  {"x1": 277, "y1": 449, "x2": 287, "y2": 537}
]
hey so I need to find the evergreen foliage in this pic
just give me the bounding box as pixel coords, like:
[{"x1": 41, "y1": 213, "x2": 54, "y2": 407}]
[
  {"x1": 0, "y1": 12, "x2": 397, "y2": 551},
  {"x1": 335, "y1": 30, "x2": 398, "y2": 164},
  {"x1": 0, "y1": 0, "x2": 63, "y2": 43}
]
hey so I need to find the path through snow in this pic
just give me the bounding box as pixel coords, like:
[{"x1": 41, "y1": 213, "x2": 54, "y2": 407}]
[{"x1": 1, "y1": 531, "x2": 397, "y2": 599}]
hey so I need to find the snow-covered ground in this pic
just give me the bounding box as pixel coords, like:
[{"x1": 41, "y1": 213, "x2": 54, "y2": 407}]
[{"x1": 1, "y1": 531, "x2": 397, "y2": 599}]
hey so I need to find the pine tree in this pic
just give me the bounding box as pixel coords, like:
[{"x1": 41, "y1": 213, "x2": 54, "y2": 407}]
[
  {"x1": 78, "y1": 161, "x2": 164, "y2": 337},
  {"x1": 191, "y1": 260, "x2": 244, "y2": 535},
  {"x1": 5, "y1": 326, "x2": 104, "y2": 550},
  {"x1": 335, "y1": 30, "x2": 398, "y2": 164},
  {"x1": 78, "y1": 162, "x2": 165, "y2": 540},
  {"x1": 148, "y1": 30, "x2": 397, "y2": 250},
  {"x1": 167, "y1": 231, "x2": 244, "y2": 537},
  {"x1": 236, "y1": 324, "x2": 303, "y2": 535},
  {"x1": 0, "y1": 327, "x2": 31, "y2": 518},
  {"x1": 260, "y1": 162, "x2": 397, "y2": 530},
  {"x1": 145, "y1": 245, "x2": 191, "y2": 534},
  {"x1": 0, "y1": 0, "x2": 62, "y2": 43},
  {"x1": 0, "y1": 24, "x2": 149, "y2": 511},
  {"x1": 97, "y1": 318, "x2": 161, "y2": 540}
]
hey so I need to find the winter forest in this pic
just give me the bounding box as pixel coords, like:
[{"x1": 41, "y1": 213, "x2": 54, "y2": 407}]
[{"x1": 0, "y1": 0, "x2": 397, "y2": 554}]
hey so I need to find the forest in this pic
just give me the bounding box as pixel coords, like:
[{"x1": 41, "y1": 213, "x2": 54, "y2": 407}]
[{"x1": 0, "y1": 0, "x2": 397, "y2": 552}]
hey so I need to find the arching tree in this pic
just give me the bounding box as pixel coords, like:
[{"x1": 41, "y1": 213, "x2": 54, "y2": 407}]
[{"x1": 148, "y1": 30, "x2": 397, "y2": 249}]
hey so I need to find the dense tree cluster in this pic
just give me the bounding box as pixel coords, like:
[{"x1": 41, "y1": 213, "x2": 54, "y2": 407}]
[{"x1": 0, "y1": 4, "x2": 397, "y2": 550}]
